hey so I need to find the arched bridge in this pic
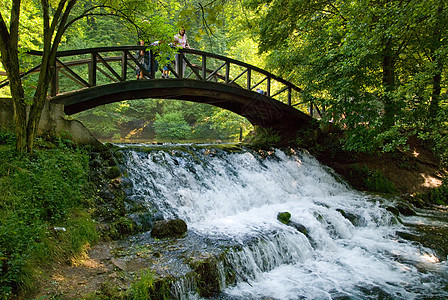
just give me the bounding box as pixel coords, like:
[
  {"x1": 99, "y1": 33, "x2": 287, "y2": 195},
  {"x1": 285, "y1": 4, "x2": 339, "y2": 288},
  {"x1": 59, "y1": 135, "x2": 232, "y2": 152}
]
[{"x1": 1, "y1": 46, "x2": 323, "y2": 132}]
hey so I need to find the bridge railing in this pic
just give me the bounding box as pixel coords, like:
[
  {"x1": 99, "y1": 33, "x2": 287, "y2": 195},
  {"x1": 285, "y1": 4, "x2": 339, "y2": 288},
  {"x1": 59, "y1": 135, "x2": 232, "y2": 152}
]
[{"x1": 0, "y1": 46, "x2": 323, "y2": 118}]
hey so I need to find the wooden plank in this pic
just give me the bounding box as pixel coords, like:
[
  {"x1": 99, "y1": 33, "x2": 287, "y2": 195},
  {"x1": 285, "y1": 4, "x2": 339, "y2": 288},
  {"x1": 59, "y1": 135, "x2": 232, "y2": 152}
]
[
  {"x1": 206, "y1": 62, "x2": 226, "y2": 81},
  {"x1": 271, "y1": 86, "x2": 288, "y2": 98},
  {"x1": 56, "y1": 58, "x2": 90, "y2": 88},
  {"x1": 184, "y1": 55, "x2": 202, "y2": 80},
  {"x1": 50, "y1": 60, "x2": 58, "y2": 96},
  {"x1": 229, "y1": 69, "x2": 247, "y2": 85},
  {"x1": 202, "y1": 55, "x2": 207, "y2": 81},
  {"x1": 287, "y1": 87, "x2": 291, "y2": 106},
  {"x1": 59, "y1": 69, "x2": 86, "y2": 88},
  {"x1": 267, "y1": 77, "x2": 271, "y2": 97},
  {"x1": 225, "y1": 61, "x2": 230, "y2": 84},
  {"x1": 96, "y1": 52, "x2": 122, "y2": 81},
  {"x1": 251, "y1": 76, "x2": 267, "y2": 90},
  {"x1": 97, "y1": 66, "x2": 118, "y2": 82}
]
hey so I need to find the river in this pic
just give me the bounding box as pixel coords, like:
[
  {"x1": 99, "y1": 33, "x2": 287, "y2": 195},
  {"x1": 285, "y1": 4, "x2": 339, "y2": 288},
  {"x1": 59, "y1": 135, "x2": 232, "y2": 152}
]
[{"x1": 117, "y1": 144, "x2": 448, "y2": 299}]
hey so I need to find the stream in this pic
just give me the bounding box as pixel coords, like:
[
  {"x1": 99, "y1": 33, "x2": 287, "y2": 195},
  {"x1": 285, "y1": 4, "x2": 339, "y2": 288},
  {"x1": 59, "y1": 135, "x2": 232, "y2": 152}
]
[{"x1": 116, "y1": 144, "x2": 448, "y2": 299}]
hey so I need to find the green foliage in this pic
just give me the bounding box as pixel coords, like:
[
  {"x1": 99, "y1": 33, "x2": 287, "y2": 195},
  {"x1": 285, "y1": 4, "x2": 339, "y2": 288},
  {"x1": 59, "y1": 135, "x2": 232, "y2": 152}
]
[
  {"x1": 244, "y1": 0, "x2": 448, "y2": 158},
  {"x1": 416, "y1": 180, "x2": 448, "y2": 206},
  {"x1": 351, "y1": 165, "x2": 396, "y2": 194},
  {"x1": 0, "y1": 143, "x2": 97, "y2": 297},
  {"x1": 153, "y1": 112, "x2": 191, "y2": 141},
  {"x1": 129, "y1": 270, "x2": 171, "y2": 300},
  {"x1": 0, "y1": 132, "x2": 15, "y2": 146},
  {"x1": 365, "y1": 170, "x2": 396, "y2": 194},
  {"x1": 416, "y1": 110, "x2": 448, "y2": 167},
  {"x1": 248, "y1": 127, "x2": 282, "y2": 147}
]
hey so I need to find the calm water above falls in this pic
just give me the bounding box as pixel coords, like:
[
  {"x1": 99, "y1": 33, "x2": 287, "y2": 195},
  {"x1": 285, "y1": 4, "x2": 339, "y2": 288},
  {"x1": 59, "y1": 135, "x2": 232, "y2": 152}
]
[{"x1": 120, "y1": 144, "x2": 448, "y2": 299}]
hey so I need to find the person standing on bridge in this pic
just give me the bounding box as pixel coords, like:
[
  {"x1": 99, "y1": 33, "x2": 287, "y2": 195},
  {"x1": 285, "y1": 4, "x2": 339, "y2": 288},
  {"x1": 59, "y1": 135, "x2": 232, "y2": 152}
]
[
  {"x1": 136, "y1": 40, "x2": 149, "y2": 79},
  {"x1": 174, "y1": 27, "x2": 192, "y2": 78}
]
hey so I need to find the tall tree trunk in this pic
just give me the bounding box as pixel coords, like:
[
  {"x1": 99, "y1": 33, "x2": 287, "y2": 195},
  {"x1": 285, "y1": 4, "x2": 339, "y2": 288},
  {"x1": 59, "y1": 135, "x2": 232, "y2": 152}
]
[
  {"x1": 429, "y1": 70, "x2": 441, "y2": 122},
  {"x1": 0, "y1": 4, "x2": 28, "y2": 152},
  {"x1": 428, "y1": 5, "x2": 444, "y2": 122}
]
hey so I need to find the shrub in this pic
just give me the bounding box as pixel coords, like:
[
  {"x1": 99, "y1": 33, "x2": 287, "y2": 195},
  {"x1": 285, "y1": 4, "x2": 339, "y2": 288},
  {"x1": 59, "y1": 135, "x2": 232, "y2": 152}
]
[
  {"x1": 153, "y1": 112, "x2": 191, "y2": 141},
  {"x1": 364, "y1": 168, "x2": 396, "y2": 194}
]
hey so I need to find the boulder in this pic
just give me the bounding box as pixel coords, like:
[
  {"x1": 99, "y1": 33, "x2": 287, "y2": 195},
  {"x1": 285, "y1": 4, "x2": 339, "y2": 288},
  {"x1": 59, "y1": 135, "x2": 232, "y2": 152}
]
[
  {"x1": 277, "y1": 212, "x2": 291, "y2": 224},
  {"x1": 151, "y1": 219, "x2": 187, "y2": 238},
  {"x1": 288, "y1": 221, "x2": 308, "y2": 236}
]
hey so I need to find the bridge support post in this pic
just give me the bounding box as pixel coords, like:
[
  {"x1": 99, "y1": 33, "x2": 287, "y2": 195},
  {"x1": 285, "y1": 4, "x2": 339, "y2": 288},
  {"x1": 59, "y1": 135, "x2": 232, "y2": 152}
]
[
  {"x1": 287, "y1": 87, "x2": 292, "y2": 106},
  {"x1": 150, "y1": 50, "x2": 156, "y2": 79},
  {"x1": 202, "y1": 55, "x2": 207, "y2": 80},
  {"x1": 121, "y1": 51, "x2": 128, "y2": 81},
  {"x1": 176, "y1": 52, "x2": 184, "y2": 78},
  {"x1": 267, "y1": 77, "x2": 271, "y2": 97},
  {"x1": 225, "y1": 61, "x2": 230, "y2": 84},
  {"x1": 89, "y1": 52, "x2": 97, "y2": 86}
]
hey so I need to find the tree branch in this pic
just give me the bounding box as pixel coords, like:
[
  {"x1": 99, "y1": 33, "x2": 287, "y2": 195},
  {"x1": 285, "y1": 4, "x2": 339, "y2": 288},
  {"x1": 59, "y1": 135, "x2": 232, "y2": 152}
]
[
  {"x1": 9, "y1": 0, "x2": 21, "y2": 48},
  {"x1": 0, "y1": 11, "x2": 11, "y2": 53}
]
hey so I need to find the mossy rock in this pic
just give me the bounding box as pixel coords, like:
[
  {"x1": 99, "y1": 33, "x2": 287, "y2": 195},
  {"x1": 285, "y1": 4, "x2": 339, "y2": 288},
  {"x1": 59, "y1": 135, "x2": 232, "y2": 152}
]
[
  {"x1": 277, "y1": 212, "x2": 291, "y2": 224},
  {"x1": 151, "y1": 219, "x2": 187, "y2": 238},
  {"x1": 106, "y1": 166, "x2": 121, "y2": 179},
  {"x1": 188, "y1": 254, "x2": 221, "y2": 297}
]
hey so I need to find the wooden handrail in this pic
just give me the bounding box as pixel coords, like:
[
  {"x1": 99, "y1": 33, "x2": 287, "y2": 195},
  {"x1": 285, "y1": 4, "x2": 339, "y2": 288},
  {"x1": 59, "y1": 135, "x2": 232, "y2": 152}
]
[{"x1": 2, "y1": 46, "x2": 322, "y2": 118}]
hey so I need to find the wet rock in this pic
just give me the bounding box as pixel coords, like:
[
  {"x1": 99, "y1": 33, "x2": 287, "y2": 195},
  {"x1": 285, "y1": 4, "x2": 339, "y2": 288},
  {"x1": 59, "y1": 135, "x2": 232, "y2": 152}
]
[
  {"x1": 386, "y1": 206, "x2": 400, "y2": 216},
  {"x1": 277, "y1": 212, "x2": 291, "y2": 224},
  {"x1": 188, "y1": 254, "x2": 220, "y2": 297},
  {"x1": 395, "y1": 202, "x2": 416, "y2": 216},
  {"x1": 151, "y1": 219, "x2": 187, "y2": 238},
  {"x1": 128, "y1": 212, "x2": 153, "y2": 231},
  {"x1": 337, "y1": 209, "x2": 363, "y2": 226},
  {"x1": 106, "y1": 166, "x2": 121, "y2": 179},
  {"x1": 111, "y1": 257, "x2": 127, "y2": 271},
  {"x1": 288, "y1": 221, "x2": 308, "y2": 236}
]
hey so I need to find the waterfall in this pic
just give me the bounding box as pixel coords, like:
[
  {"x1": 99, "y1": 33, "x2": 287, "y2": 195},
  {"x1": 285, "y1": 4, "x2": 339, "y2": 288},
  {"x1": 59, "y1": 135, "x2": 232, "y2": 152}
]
[{"x1": 120, "y1": 144, "x2": 448, "y2": 299}]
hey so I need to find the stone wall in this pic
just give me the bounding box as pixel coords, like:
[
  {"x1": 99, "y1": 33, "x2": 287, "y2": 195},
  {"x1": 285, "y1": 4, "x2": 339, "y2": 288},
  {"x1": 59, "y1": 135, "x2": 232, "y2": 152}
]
[{"x1": 0, "y1": 97, "x2": 100, "y2": 145}]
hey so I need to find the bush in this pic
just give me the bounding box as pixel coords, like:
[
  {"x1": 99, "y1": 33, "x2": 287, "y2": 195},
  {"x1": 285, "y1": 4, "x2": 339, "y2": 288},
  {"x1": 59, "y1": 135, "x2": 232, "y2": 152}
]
[
  {"x1": 153, "y1": 112, "x2": 191, "y2": 141},
  {"x1": 365, "y1": 169, "x2": 396, "y2": 194}
]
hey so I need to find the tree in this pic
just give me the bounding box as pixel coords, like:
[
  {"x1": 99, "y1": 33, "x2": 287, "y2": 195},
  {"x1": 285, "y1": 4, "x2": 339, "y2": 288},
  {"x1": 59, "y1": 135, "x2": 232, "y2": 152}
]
[
  {"x1": 0, "y1": 0, "x2": 161, "y2": 153},
  {"x1": 244, "y1": 0, "x2": 447, "y2": 152}
]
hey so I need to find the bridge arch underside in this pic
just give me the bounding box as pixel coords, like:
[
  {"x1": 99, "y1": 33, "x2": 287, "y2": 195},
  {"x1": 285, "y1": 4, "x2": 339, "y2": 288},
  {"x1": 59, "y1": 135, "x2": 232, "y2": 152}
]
[{"x1": 51, "y1": 79, "x2": 312, "y2": 132}]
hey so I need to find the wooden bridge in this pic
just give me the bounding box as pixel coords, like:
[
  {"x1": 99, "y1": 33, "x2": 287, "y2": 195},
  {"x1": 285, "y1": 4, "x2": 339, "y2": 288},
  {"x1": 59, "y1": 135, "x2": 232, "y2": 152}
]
[{"x1": 0, "y1": 46, "x2": 322, "y2": 132}]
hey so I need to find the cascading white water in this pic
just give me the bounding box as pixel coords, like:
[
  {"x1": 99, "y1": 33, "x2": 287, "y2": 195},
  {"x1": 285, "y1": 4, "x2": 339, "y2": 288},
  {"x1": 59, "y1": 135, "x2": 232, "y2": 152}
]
[{"x1": 121, "y1": 145, "x2": 448, "y2": 299}]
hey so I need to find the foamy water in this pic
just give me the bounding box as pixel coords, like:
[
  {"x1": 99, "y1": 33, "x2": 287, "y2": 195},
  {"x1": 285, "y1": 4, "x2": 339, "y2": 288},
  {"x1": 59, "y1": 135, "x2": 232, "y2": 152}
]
[{"x1": 121, "y1": 145, "x2": 448, "y2": 299}]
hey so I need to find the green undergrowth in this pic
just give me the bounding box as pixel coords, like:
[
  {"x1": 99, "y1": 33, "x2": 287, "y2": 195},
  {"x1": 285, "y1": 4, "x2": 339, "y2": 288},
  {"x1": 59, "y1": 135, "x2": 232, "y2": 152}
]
[
  {"x1": 0, "y1": 133, "x2": 98, "y2": 298},
  {"x1": 128, "y1": 270, "x2": 171, "y2": 300},
  {"x1": 415, "y1": 179, "x2": 448, "y2": 206}
]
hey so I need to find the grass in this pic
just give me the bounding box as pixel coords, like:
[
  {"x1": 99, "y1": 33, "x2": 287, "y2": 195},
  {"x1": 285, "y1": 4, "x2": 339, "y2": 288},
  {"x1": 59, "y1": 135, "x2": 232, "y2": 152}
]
[{"x1": 0, "y1": 133, "x2": 98, "y2": 298}]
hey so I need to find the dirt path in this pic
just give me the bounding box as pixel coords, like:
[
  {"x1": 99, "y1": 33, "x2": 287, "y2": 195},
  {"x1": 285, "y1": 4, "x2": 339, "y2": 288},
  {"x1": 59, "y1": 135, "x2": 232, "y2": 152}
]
[{"x1": 34, "y1": 242, "x2": 131, "y2": 299}]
